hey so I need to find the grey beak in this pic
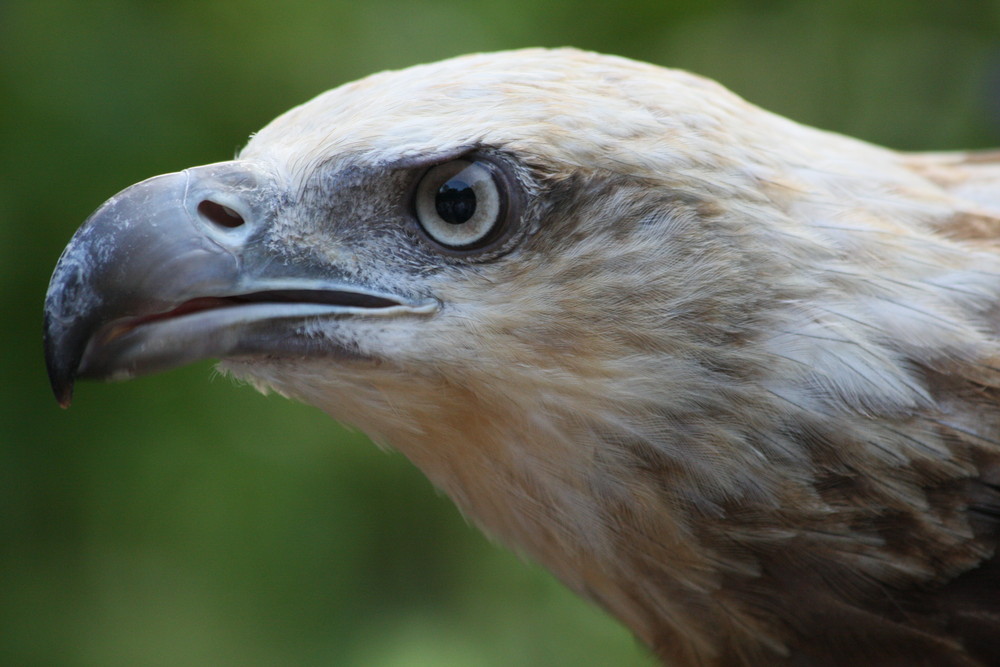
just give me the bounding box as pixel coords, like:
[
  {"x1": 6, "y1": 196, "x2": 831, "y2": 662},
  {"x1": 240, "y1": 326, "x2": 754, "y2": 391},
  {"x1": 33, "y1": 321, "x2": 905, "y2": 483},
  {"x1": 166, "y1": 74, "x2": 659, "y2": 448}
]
[
  {"x1": 43, "y1": 160, "x2": 434, "y2": 407},
  {"x1": 43, "y1": 161, "x2": 279, "y2": 406}
]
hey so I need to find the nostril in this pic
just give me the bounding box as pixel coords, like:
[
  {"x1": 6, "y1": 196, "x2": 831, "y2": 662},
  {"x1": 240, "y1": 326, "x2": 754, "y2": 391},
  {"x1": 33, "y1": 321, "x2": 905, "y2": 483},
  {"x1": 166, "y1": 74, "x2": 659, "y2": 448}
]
[{"x1": 198, "y1": 200, "x2": 245, "y2": 229}]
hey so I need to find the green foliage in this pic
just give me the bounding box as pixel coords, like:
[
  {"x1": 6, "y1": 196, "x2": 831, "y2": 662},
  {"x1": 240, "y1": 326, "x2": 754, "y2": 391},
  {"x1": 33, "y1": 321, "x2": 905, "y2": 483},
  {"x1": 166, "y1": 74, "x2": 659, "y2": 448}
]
[{"x1": 4, "y1": 1, "x2": 999, "y2": 665}]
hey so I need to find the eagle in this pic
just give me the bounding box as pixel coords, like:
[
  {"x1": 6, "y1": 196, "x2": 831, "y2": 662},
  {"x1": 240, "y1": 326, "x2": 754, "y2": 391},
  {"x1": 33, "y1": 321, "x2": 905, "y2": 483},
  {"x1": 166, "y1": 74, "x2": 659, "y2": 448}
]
[{"x1": 44, "y1": 48, "x2": 1000, "y2": 665}]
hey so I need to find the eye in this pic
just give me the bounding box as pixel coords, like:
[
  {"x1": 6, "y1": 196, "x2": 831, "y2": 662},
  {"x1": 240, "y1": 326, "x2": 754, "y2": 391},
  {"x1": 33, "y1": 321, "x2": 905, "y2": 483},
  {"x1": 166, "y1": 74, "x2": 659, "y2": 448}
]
[{"x1": 414, "y1": 159, "x2": 506, "y2": 250}]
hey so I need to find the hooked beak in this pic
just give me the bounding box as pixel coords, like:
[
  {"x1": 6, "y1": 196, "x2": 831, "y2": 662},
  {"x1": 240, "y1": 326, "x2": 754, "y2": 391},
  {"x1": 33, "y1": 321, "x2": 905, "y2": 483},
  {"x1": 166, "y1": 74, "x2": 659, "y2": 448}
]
[{"x1": 43, "y1": 160, "x2": 436, "y2": 407}]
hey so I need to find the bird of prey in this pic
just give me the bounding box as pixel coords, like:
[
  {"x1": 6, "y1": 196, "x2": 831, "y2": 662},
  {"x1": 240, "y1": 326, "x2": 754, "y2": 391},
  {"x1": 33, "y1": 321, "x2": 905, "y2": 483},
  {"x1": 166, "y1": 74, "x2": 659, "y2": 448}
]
[{"x1": 44, "y1": 48, "x2": 1000, "y2": 666}]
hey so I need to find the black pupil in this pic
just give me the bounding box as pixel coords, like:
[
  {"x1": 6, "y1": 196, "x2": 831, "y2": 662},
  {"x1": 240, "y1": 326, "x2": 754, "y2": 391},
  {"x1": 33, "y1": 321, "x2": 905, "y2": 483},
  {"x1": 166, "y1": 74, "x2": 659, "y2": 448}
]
[{"x1": 435, "y1": 178, "x2": 476, "y2": 224}]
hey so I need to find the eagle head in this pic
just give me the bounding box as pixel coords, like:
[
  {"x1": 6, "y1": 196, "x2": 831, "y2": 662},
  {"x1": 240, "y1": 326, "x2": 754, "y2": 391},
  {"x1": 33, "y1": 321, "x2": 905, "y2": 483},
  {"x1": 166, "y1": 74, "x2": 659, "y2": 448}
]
[{"x1": 44, "y1": 48, "x2": 1000, "y2": 665}]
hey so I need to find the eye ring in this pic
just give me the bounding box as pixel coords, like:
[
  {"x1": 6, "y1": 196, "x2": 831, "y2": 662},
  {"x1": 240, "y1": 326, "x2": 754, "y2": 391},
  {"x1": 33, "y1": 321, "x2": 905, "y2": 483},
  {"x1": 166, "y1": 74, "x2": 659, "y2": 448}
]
[{"x1": 413, "y1": 158, "x2": 510, "y2": 252}]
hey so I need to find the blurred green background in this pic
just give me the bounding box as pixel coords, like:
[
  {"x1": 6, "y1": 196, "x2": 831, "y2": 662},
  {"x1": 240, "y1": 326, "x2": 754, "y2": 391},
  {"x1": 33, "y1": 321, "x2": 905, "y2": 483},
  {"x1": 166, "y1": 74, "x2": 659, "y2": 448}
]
[{"x1": 4, "y1": 1, "x2": 1000, "y2": 665}]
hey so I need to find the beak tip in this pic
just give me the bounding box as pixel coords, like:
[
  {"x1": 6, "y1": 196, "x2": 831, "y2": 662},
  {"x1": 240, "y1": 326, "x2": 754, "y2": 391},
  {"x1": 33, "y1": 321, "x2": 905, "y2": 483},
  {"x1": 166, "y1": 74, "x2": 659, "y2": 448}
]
[
  {"x1": 44, "y1": 325, "x2": 78, "y2": 409},
  {"x1": 47, "y1": 360, "x2": 76, "y2": 408},
  {"x1": 55, "y1": 386, "x2": 74, "y2": 409}
]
